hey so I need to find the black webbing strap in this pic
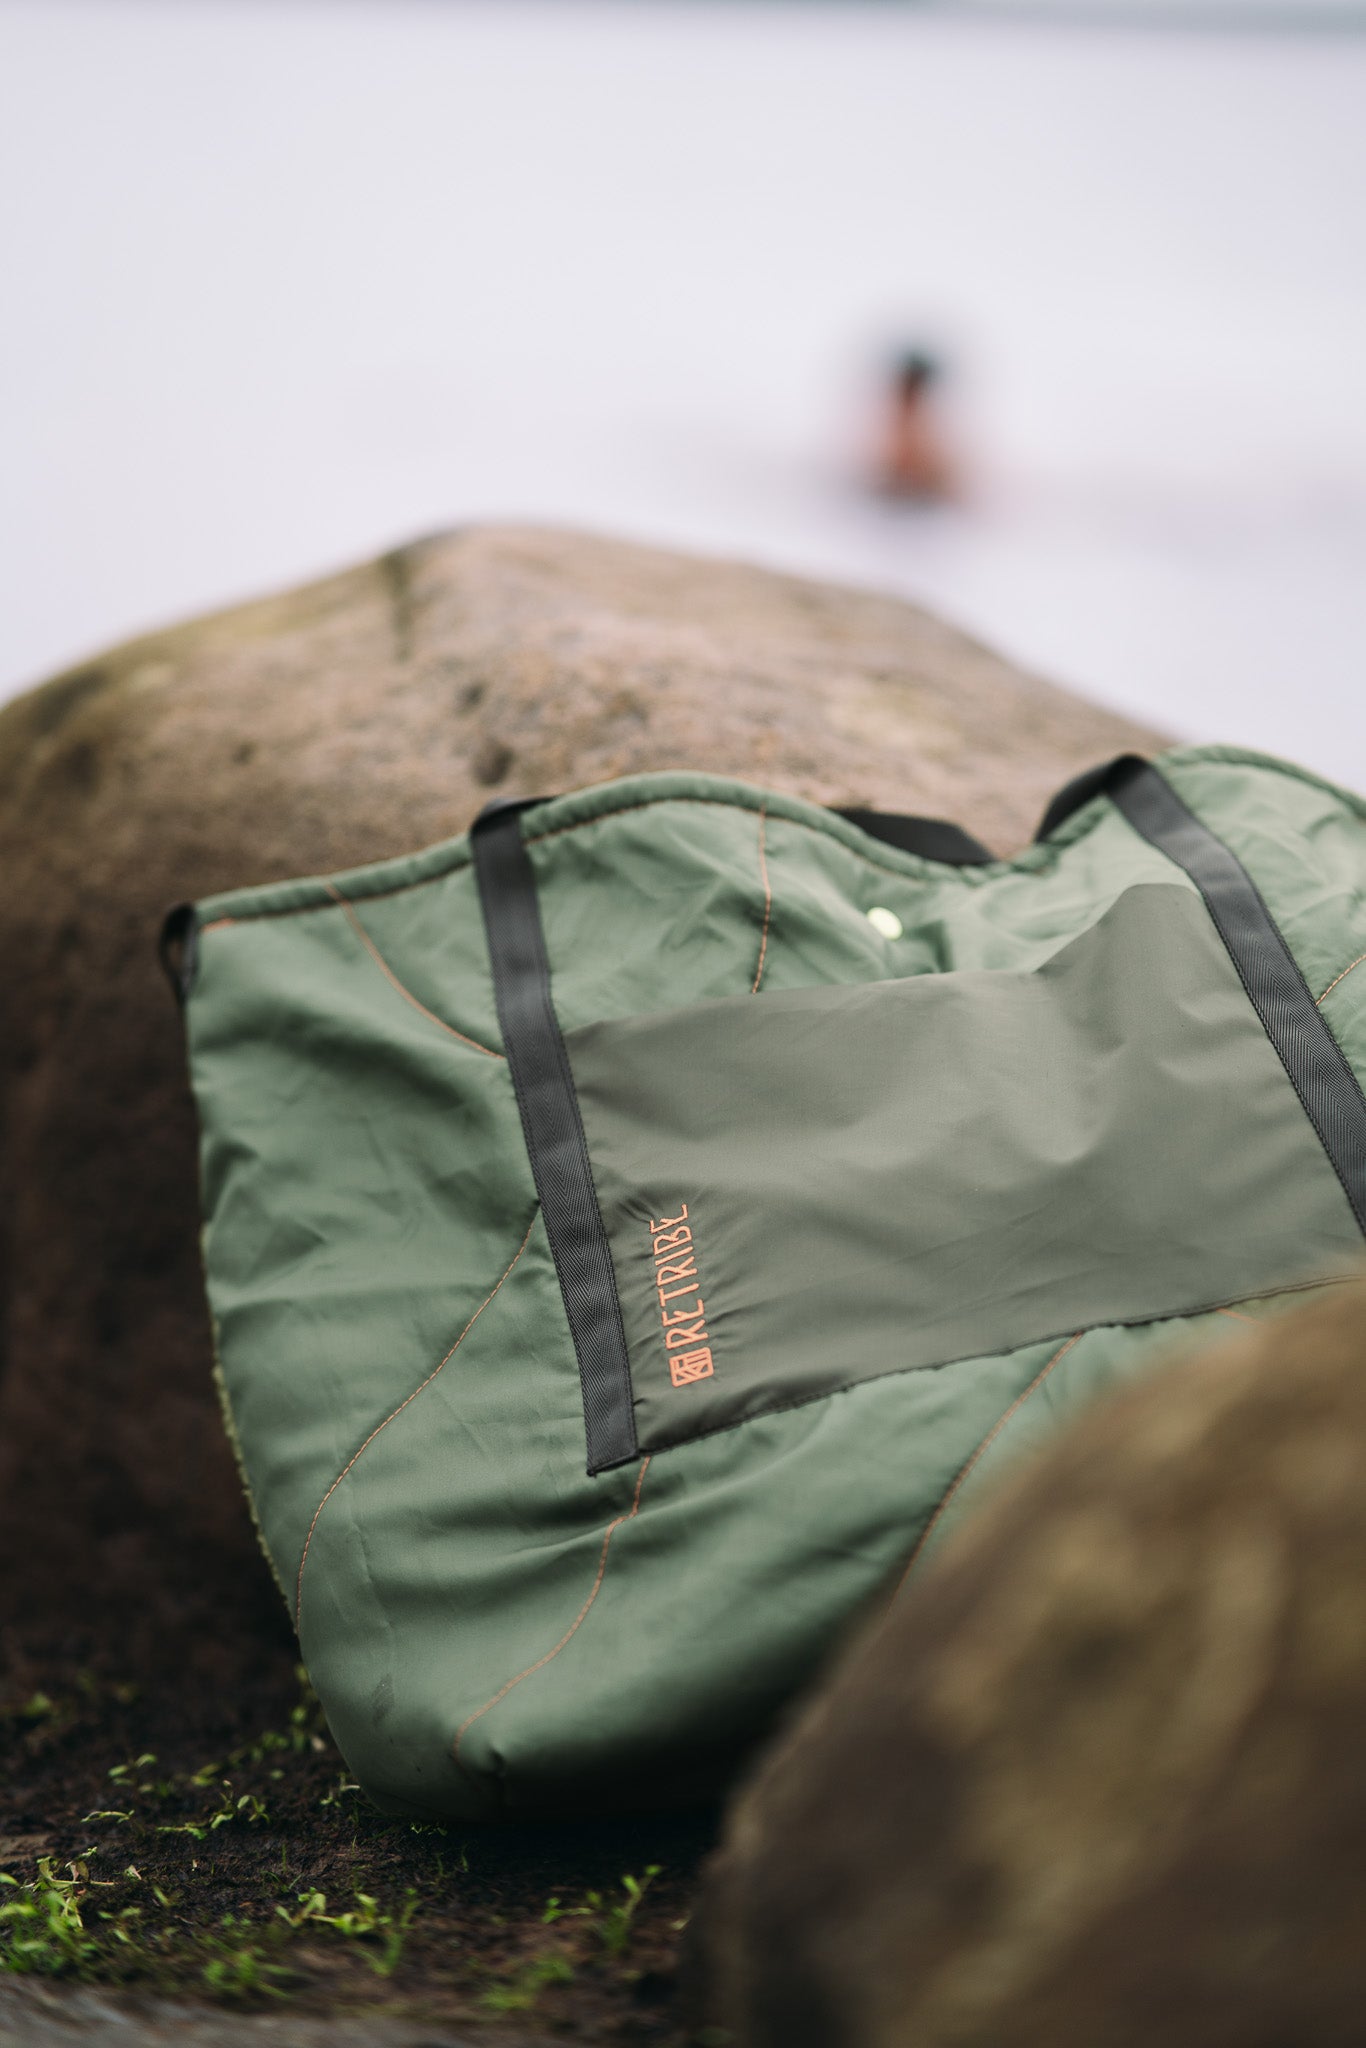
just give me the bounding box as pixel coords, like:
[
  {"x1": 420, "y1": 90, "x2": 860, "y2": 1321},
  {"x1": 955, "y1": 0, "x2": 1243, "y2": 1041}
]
[
  {"x1": 1039, "y1": 755, "x2": 1366, "y2": 1238},
  {"x1": 158, "y1": 902, "x2": 199, "y2": 1004},
  {"x1": 835, "y1": 808, "x2": 994, "y2": 865},
  {"x1": 1033, "y1": 755, "x2": 1145, "y2": 843},
  {"x1": 471, "y1": 800, "x2": 639, "y2": 1473}
]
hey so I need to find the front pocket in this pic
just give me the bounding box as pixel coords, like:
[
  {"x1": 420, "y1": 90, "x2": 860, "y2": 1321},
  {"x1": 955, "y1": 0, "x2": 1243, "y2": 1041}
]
[{"x1": 566, "y1": 883, "x2": 1365, "y2": 1454}]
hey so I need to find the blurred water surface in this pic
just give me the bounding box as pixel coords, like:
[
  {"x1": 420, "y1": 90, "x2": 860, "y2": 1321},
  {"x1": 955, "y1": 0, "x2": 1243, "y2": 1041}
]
[{"x1": 2, "y1": 0, "x2": 1364, "y2": 781}]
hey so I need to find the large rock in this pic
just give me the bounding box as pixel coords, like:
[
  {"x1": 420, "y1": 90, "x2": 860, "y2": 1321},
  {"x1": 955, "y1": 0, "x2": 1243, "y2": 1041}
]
[
  {"x1": 0, "y1": 525, "x2": 1162, "y2": 1679},
  {"x1": 692, "y1": 1283, "x2": 1366, "y2": 2048}
]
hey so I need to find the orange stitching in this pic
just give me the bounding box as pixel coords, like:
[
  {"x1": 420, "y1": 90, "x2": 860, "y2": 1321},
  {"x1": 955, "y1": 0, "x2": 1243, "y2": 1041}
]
[
  {"x1": 1217, "y1": 1305, "x2": 1256, "y2": 1324},
  {"x1": 453, "y1": 1456, "x2": 651, "y2": 1764},
  {"x1": 895, "y1": 1333, "x2": 1083, "y2": 1593},
  {"x1": 1220, "y1": 1271, "x2": 1364, "y2": 1306},
  {"x1": 294, "y1": 1214, "x2": 536, "y2": 1629},
  {"x1": 1317, "y1": 950, "x2": 1366, "y2": 1005},
  {"x1": 325, "y1": 882, "x2": 503, "y2": 1059},
  {"x1": 205, "y1": 871, "x2": 469, "y2": 930},
  {"x1": 750, "y1": 804, "x2": 772, "y2": 994}
]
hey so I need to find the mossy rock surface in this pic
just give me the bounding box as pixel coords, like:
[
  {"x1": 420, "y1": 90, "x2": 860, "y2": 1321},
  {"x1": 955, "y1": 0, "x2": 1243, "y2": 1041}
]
[
  {"x1": 0, "y1": 521, "x2": 1159, "y2": 1677},
  {"x1": 0, "y1": 525, "x2": 1163, "y2": 2041}
]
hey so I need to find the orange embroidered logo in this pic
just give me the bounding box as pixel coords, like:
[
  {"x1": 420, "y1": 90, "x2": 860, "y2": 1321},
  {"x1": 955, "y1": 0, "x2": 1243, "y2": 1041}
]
[
  {"x1": 670, "y1": 1346, "x2": 714, "y2": 1386},
  {"x1": 648, "y1": 1206, "x2": 714, "y2": 1389}
]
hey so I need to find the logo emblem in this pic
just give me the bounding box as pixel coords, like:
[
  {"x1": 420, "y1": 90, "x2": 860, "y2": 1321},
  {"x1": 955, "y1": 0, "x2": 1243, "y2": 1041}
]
[
  {"x1": 669, "y1": 1346, "x2": 714, "y2": 1388},
  {"x1": 648, "y1": 1206, "x2": 714, "y2": 1389}
]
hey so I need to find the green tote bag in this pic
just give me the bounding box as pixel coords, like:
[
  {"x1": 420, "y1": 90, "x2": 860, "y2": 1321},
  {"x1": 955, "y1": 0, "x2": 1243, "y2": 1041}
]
[{"x1": 163, "y1": 746, "x2": 1366, "y2": 1819}]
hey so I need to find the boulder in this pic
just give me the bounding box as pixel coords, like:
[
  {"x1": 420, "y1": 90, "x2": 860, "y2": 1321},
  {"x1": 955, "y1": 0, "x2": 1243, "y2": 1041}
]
[
  {"x1": 0, "y1": 525, "x2": 1162, "y2": 1680},
  {"x1": 692, "y1": 1282, "x2": 1366, "y2": 2048}
]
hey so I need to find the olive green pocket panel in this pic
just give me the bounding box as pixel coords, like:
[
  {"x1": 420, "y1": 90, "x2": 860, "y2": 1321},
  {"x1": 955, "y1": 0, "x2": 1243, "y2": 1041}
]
[{"x1": 568, "y1": 883, "x2": 1365, "y2": 1454}]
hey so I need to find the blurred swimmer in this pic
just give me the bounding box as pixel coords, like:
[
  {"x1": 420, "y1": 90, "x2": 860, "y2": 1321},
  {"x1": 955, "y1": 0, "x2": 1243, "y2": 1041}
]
[{"x1": 876, "y1": 348, "x2": 957, "y2": 502}]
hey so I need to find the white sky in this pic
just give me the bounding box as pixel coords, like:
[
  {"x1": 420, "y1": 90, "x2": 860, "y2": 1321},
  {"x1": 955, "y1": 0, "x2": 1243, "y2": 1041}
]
[{"x1": 2, "y1": 0, "x2": 1364, "y2": 780}]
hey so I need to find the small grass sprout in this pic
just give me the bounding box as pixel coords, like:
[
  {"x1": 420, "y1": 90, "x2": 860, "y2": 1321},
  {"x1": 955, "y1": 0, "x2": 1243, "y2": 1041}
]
[
  {"x1": 200, "y1": 1916, "x2": 292, "y2": 2000},
  {"x1": 98, "y1": 1903, "x2": 148, "y2": 1951},
  {"x1": 318, "y1": 1774, "x2": 361, "y2": 1808},
  {"x1": 480, "y1": 1949, "x2": 575, "y2": 2013},
  {"x1": 0, "y1": 1858, "x2": 98, "y2": 1976},
  {"x1": 107, "y1": 1753, "x2": 172, "y2": 1802},
  {"x1": 542, "y1": 1865, "x2": 661, "y2": 1956},
  {"x1": 275, "y1": 1886, "x2": 419, "y2": 1977},
  {"x1": 223, "y1": 1667, "x2": 328, "y2": 1770},
  {"x1": 288, "y1": 1665, "x2": 329, "y2": 1754},
  {"x1": 158, "y1": 1782, "x2": 270, "y2": 1840}
]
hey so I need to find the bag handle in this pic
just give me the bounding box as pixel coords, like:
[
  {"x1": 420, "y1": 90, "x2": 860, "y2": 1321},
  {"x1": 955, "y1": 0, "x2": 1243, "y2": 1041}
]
[
  {"x1": 1034, "y1": 755, "x2": 1147, "y2": 842},
  {"x1": 833, "y1": 807, "x2": 993, "y2": 865},
  {"x1": 477, "y1": 793, "x2": 995, "y2": 866},
  {"x1": 158, "y1": 902, "x2": 199, "y2": 1005}
]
